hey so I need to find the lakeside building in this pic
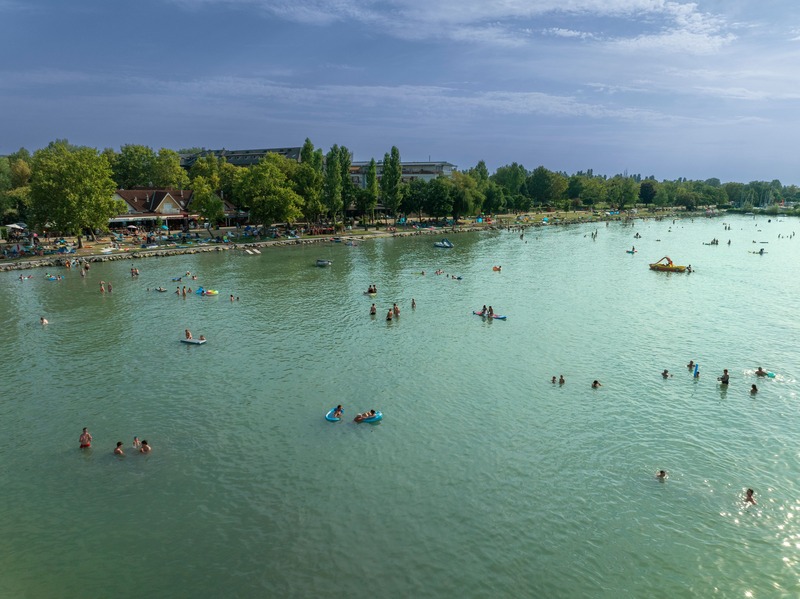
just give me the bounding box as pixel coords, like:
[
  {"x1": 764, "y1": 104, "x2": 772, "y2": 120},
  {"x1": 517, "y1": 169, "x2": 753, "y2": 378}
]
[
  {"x1": 110, "y1": 188, "x2": 241, "y2": 229},
  {"x1": 348, "y1": 160, "x2": 457, "y2": 188}
]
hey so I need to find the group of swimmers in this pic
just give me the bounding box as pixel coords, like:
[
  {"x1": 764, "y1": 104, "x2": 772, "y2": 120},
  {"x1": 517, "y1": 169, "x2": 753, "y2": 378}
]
[
  {"x1": 79, "y1": 427, "x2": 152, "y2": 455},
  {"x1": 655, "y1": 470, "x2": 756, "y2": 505},
  {"x1": 689, "y1": 362, "x2": 770, "y2": 394},
  {"x1": 369, "y1": 298, "x2": 416, "y2": 319},
  {"x1": 476, "y1": 305, "x2": 495, "y2": 317},
  {"x1": 185, "y1": 329, "x2": 206, "y2": 341},
  {"x1": 549, "y1": 375, "x2": 601, "y2": 388}
]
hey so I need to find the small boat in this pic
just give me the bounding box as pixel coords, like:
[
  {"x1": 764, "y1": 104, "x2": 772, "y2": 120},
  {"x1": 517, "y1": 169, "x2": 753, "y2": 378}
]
[
  {"x1": 325, "y1": 407, "x2": 344, "y2": 422},
  {"x1": 316, "y1": 259, "x2": 332, "y2": 267},
  {"x1": 181, "y1": 338, "x2": 207, "y2": 345},
  {"x1": 649, "y1": 256, "x2": 687, "y2": 273},
  {"x1": 434, "y1": 239, "x2": 454, "y2": 248},
  {"x1": 626, "y1": 250, "x2": 637, "y2": 254}
]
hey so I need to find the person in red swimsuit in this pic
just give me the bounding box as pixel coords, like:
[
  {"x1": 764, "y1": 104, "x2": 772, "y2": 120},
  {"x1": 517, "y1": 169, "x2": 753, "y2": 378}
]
[{"x1": 79, "y1": 427, "x2": 92, "y2": 449}]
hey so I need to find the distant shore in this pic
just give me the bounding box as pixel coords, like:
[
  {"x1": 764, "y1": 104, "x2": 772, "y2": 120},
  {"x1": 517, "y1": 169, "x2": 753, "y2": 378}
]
[{"x1": 0, "y1": 209, "x2": 684, "y2": 272}]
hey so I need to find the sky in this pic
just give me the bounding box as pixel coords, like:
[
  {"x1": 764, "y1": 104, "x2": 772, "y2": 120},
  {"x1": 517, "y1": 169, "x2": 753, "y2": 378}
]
[{"x1": 1, "y1": 0, "x2": 799, "y2": 184}]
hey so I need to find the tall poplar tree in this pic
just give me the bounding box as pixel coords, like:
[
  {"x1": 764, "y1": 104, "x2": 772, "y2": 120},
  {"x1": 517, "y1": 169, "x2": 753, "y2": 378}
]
[
  {"x1": 323, "y1": 145, "x2": 342, "y2": 222},
  {"x1": 380, "y1": 146, "x2": 402, "y2": 223}
]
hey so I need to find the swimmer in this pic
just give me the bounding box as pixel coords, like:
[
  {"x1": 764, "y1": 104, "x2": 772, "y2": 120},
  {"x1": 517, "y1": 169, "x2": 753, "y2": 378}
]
[
  {"x1": 133, "y1": 437, "x2": 141, "y2": 448},
  {"x1": 488, "y1": 306, "x2": 494, "y2": 317},
  {"x1": 114, "y1": 441, "x2": 124, "y2": 455},
  {"x1": 751, "y1": 384, "x2": 758, "y2": 395},
  {"x1": 656, "y1": 470, "x2": 667, "y2": 480},
  {"x1": 386, "y1": 309, "x2": 393, "y2": 321},
  {"x1": 79, "y1": 427, "x2": 92, "y2": 449},
  {"x1": 687, "y1": 360, "x2": 694, "y2": 370},
  {"x1": 40, "y1": 317, "x2": 48, "y2": 325},
  {"x1": 662, "y1": 369, "x2": 671, "y2": 378},
  {"x1": 199, "y1": 335, "x2": 206, "y2": 341},
  {"x1": 591, "y1": 380, "x2": 602, "y2": 389},
  {"x1": 551, "y1": 376, "x2": 557, "y2": 384},
  {"x1": 718, "y1": 369, "x2": 729, "y2": 385},
  {"x1": 230, "y1": 295, "x2": 234, "y2": 302},
  {"x1": 333, "y1": 405, "x2": 343, "y2": 418},
  {"x1": 559, "y1": 375, "x2": 565, "y2": 385},
  {"x1": 755, "y1": 367, "x2": 767, "y2": 377},
  {"x1": 745, "y1": 488, "x2": 756, "y2": 505},
  {"x1": 140, "y1": 440, "x2": 152, "y2": 453},
  {"x1": 185, "y1": 329, "x2": 193, "y2": 340},
  {"x1": 393, "y1": 303, "x2": 400, "y2": 316},
  {"x1": 412, "y1": 298, "x2": 416, "y2": 309},
  {"x1": 370, "y1": 303, "x2": 377, "y2": 315},
  {"x1": 480, "y1": 305, "x2": 487, "y2": 316}
]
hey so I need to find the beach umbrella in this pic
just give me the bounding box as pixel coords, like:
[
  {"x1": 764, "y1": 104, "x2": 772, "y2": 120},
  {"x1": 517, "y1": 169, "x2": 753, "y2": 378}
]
[
  {"x1": 6, "y1": 223, "x2": 23, "y2": 230},
  {"x1": 127, "y1": 225, "x2": 138, "y2": 229}
]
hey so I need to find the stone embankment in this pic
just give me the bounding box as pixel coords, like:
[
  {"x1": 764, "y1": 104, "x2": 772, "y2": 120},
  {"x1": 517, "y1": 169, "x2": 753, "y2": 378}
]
[{"x1": 0, "y1": 226, "x2": 484, "y2": 272}]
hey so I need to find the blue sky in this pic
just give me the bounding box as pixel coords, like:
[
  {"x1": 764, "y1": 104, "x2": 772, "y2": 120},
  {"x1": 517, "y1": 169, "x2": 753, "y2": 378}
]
[{"x1": 1, "y1": 0, "x2": 799, "y2": 183}]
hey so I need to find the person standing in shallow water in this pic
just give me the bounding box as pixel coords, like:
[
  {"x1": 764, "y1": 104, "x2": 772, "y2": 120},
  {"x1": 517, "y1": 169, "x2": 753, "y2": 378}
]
[{"x1": 79, "y1": 427, "x2": 92, "y2": 449}]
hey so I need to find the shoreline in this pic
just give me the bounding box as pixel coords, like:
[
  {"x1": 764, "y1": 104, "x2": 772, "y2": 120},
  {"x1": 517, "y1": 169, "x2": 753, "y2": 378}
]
[{"x1": 0, "y1": 209, "x2": 688, "y2": 272}]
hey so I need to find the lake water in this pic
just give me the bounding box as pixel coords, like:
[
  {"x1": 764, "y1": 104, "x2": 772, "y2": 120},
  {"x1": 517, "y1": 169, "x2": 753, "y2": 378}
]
[{"x1": 2, "y1": 215, "x2": 800, "y2": 598}]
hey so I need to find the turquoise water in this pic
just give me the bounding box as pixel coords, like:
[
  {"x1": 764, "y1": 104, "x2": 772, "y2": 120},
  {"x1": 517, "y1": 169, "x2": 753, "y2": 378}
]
[{"x1": 2, "y1": 215, "x2": 800, "y2": 598}]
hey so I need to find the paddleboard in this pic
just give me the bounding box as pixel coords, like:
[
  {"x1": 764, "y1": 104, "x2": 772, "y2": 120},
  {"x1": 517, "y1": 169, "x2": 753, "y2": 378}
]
[{"x1": 181, "y1": 338, "x2": 207, "y2": 345}]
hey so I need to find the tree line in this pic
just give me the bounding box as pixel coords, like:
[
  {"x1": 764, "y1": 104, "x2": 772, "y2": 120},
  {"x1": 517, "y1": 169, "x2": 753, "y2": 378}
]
[{"x1": 2, "y1": 139, "x2": 800, "y2": 245}]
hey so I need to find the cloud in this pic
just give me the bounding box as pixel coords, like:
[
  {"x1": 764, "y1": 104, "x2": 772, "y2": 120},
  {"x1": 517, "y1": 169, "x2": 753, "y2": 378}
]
[{"x1": 169, "y1": 0, "x2": 735, "y2": 53}]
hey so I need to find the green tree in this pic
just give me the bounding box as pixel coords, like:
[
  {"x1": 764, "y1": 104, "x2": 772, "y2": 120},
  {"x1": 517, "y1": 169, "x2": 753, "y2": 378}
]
[
  {"x1": 363, "y1": 158, "x2": 379, "y2": 224},
  {"x1": 482, "y1": 181, "x2": 506, "y2": 214},
  {"x1": 235, "y1": 158, "x2": 303, "y2": 227},
  {"x1": 606, "y1": 176, "x2": 637, "y2": 209},
  {"x1": 219, "y1": 161, "x2": 242, "y2": 207},
  {"x1": 400, "y1": 178, "x2": 428, "y2": 221},
  {"x1": 380, "y1": 146, "x2": 403, "y2": 222},
  {"x1": 189, "y1": 153, "x2": 221, "y2": 191},
  {"x1": 153, "y1": 148, "x2": 190, "y2": 189},
  {"x1": 491, "y1": 162, "x2": 527, "y2": 196},
  {"x1": 339, "y1": 146, "x2": 355, "y2": 221},
  {"x1": 525, "y1": 166, "x2": 565, "y2": 208},
  {"x1": 295, "y1": 163, "x2": 324, "y2": 222},
  {"x1": 467, "y1": 160, "x2": 490, "y2": 192},
  {"x1": 114, "y1": 144, "x2": 157, "y2": 189},
  {"x1": 639, "y1": 180, "x2": 658, "y2": 205},
  {"x1": 191, "y1": 176, "x2": 225, "y2": 237},
  {"x1": 580, "y1": 177, "x2": 607, "y2": 207},
  {"x1": 323, "y1": 145, "x2": 343, "y2": 221},
  {"x1": 450, "y1": 171, "x2": 483, "y2": 221},
  {"x1": 0, "y1": 157, "x2": 12, "y2": 192},
  {"x1": 29, "y1": 141, "x2": 120, "y2": 248},
  {"x1": 425, "y1": 176, "x2": 453, "y2": 218}
]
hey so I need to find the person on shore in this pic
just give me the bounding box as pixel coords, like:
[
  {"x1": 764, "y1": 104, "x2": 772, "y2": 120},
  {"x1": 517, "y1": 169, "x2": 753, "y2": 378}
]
[
  {"x1": 751, "y1": 384, "x2": 758, "y2": 395},
  {"x1": 591, "y1": 380, "x2": 602, "y2": 389},
  {"x1": 140, "y1": 440, "x2": 152, "y2": 453},
  {"x1": 656, "y1": 470, "x2": 667, "y2": 480},
  {"x1": 40, "y1": 317, "x2": 48, "y2": 325},
  {"x1": 662, "y1": 369, "x2": 671, "y2": 378},
  {"x1": 745, "y1": 488, "x2": 756, "y2": 505},
  {"x1": 559, "y1": 375, "x2": 565, "y2": 385},
  {"x1": 386, "y1": 309, "x2": 393, "y2": 321},
  {"x1": 755, "y1": 367, "x2": 767, "y2": 377},
  {"x1": 79, "y1": 427, "x2": 92, "y2": 449},
  {"x1": 133, "y1": 437, "x2": 141, "y2": 448},
  {"x1": 718, "y1": 369, "x2": 730, "y2": 385},
  {"x1": 370, "y1": 303, "x2": 376, "y2": 315},
  {"x1": 114, "y1": 441, "x2": 124, "y2": 455},
  {"x1": 185, "y1": 329, "x2": 193, "y2": 340}
]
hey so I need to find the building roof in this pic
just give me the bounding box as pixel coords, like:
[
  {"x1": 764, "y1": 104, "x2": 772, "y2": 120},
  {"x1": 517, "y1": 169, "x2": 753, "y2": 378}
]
[
  {"x1": 115, "y1": 188, "x2": 194, "y2": 213},
  {"x1": 180, "y1": 147, "x2": 302, "y2": 169}
]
